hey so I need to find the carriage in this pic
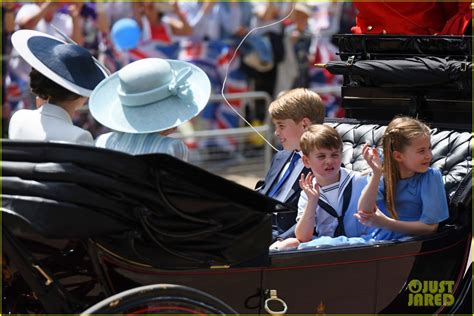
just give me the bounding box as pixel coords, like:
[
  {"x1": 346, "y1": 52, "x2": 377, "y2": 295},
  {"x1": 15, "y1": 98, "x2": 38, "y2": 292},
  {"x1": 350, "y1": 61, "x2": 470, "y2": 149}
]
[{"x1": 2, "y1": 35, "x2": 472, "y2": 314}]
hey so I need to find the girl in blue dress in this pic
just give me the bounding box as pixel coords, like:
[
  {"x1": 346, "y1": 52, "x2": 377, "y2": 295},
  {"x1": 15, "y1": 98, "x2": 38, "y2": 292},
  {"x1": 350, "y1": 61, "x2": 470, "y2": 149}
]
[{"x1": 355, "y1": 116, "x2": 449, "y2": 240}]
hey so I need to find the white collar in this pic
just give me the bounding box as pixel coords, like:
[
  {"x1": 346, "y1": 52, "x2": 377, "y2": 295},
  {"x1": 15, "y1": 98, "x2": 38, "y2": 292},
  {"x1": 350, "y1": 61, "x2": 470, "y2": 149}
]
[
  {"x1": 38, "y1": 103, "x2": 73, "y2": 124},
  {"x1": 318, "y1": 167, "x2": 355, "y2": 205}
]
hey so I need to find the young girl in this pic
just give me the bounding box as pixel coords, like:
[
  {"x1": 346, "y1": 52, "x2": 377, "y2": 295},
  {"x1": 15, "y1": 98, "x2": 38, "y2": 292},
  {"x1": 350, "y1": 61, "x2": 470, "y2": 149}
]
[{"x1": 355, "y1": 117, "x2": 449, "y2": 240}]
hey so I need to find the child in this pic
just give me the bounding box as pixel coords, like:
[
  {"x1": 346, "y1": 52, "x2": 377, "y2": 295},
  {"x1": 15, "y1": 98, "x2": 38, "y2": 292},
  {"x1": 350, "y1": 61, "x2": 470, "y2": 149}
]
[
  {"x1": 271, "y1": 125, "x2": 370, "y2": 250},
  {"x1": 355, "y1": 116, "x2": 449, "y2": 240},
  {"x1": 257, "y1": 88, "x2": 325, "y2": 240}
]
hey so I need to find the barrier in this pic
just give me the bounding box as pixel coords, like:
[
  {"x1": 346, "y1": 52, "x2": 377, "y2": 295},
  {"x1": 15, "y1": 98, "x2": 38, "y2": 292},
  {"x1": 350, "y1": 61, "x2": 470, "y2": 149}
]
[{"x1": 80, "y1": 88, "x2": 341, "y2": 185}]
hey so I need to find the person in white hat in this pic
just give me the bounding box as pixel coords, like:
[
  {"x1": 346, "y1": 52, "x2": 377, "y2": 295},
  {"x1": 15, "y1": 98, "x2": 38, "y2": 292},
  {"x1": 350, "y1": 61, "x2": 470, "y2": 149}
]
[
  {"x1": 8, "y1": 29, "x2": 107, "y2": 145},
  {"x1": 90, "y1": 58, "x2": 211, "y2": 161}
]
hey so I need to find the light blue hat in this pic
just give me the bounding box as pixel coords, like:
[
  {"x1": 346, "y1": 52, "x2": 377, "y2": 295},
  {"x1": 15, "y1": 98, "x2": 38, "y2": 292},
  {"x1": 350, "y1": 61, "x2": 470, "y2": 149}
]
[{"x1": 89, "y1": 58, "x2": 211, "y2": 133}]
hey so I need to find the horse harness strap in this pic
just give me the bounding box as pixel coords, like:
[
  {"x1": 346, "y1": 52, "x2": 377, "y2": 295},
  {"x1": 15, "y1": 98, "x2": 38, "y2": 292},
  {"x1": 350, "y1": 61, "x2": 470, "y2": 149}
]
[{"x1": 317, "y1": 179, "x2": 353, "y2": 237}]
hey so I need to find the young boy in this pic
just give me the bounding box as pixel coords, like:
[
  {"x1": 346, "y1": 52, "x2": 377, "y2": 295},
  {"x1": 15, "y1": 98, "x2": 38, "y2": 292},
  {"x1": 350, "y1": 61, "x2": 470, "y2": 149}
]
[
  {"x1": 257, "y1": 88, "x2": 325, "y2": 240},
  {"x1": 270, "y1": 125, "x2": 370, "y2": 250}
]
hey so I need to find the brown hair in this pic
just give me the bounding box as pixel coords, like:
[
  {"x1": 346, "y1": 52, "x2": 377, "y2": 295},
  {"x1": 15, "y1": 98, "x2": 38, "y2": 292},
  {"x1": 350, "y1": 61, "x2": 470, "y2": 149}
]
[
  {"x1": 268, "y1": 88, "x2": 325, "y2": 124},
  {"x1": 382, "y1": 116, "x2": 431, "y2": 219},
  {"x1": 29, "y1": 69, "x2": 81, "y2": 103},
  {"x1": 300, "y1": 124, "x2": 342, "y2": 156}
]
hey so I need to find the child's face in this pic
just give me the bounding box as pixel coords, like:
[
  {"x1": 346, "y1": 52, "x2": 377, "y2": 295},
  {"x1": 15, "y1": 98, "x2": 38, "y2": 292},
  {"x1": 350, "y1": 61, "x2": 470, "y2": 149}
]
[
  {"x1": 273, "y1": 118, "x2": 307, "y2": 151},
  {"x1": 302, "y1": 147, "x2": 342, "y2": 186},
  {"x1": 394, "y1": 135, "x2": 432, "y2": 178}
]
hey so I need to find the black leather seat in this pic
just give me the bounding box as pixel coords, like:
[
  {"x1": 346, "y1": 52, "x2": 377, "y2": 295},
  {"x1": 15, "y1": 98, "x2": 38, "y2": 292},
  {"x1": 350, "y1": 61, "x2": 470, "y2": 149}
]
[{"x1": 328, "y1": 121, "x2": 472, "y2": 224}]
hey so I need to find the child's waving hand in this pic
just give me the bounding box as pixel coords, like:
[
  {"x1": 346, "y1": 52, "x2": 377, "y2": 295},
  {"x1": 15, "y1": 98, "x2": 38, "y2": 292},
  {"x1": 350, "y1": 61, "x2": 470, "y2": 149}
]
[
  {"x1": 362, "y1": 144, "x2": 383, "y2": 175},
  {"x1": 299, "y1": 172, "x2": 320, "y2": 202}
]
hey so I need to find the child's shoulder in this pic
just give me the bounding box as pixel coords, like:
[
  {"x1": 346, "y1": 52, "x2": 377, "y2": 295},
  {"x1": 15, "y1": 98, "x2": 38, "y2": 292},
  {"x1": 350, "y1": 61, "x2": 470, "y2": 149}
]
[
  {"x1": 340, "y1": 167, "x2": 368, "y2": 185},
  {"x1": 340, "y1": 167, "x2": 366, "y2": 177},
  {"x1": 419, "y1": 167, "x2": 444, "y2": 182}
]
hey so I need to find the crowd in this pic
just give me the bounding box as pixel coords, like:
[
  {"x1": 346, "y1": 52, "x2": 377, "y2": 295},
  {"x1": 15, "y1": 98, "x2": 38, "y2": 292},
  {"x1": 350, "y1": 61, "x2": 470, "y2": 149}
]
[{"x1": 2, "y1": 1, "x2": 355, "y2": 139}]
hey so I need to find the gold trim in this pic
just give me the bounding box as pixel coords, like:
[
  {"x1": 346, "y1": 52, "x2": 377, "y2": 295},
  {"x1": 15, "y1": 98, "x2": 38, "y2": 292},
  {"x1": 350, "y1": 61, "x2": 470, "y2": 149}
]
[
  {"x1": 210, "y1": 265, "x2": 230, "y2": 269},
  {"x1": 32, "y1": 264, "x2": 53, "y2": 286},
  {"x1": 93, "y1": 241, "x2": 153, "y2": 268}
]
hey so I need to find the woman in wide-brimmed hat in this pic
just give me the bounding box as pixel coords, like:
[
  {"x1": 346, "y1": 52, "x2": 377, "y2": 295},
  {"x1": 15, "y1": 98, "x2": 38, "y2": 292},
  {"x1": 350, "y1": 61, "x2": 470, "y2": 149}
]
[
  {"x1": 8, "y1": 29, "x2": 107, "y2": 145},
  {"x1": 90, "y1": 57, "x2": 211, "y2": 161}
]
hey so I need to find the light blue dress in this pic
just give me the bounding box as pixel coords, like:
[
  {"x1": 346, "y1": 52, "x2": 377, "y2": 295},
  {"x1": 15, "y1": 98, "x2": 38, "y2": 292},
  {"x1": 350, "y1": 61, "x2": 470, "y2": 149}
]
[
  {"x1": 95, "y1": 132, "x2": 189, "y2": 161},
  {"x1": 372, "y1": 167, "x2": 449, "y2": 240},
  {"x1": 296, "y1": 168, "x2": 449, "y2": 250}
]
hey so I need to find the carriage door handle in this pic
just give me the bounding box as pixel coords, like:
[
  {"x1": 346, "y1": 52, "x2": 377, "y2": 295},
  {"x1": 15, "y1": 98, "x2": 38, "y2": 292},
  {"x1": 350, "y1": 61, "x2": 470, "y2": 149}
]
[
  {"x1": 32, "y1": 264, "x2": 53, "y2": 286},
  {"x1": 264, "y1": 289, "x2": 288, "y2": 315}
]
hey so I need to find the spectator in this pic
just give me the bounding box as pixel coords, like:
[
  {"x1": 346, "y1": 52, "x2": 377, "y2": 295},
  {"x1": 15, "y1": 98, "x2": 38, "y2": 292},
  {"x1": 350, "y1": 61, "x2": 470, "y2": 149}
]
[
  {"x1": 8, "y1": 2, "x2": 84, "y2": 111},
  {"x1": 2, "y1": 2, "x2": 17, "y2": 137},
  {"x1": 244, "y1": 2, "x2": 291, "y2": 123},
  {"x1": 276, "y1": 3, "x2": 313, "y2": 92}
]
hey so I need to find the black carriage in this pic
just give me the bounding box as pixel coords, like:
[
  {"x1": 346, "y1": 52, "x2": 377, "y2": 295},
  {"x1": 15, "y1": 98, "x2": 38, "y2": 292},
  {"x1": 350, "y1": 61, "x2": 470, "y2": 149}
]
[
  {"x1": 2, "y1": 119, "x2": 471, "y2": 314},
  {"x1": 2, "y1": 35, "x2": 472, "y2": 314}
]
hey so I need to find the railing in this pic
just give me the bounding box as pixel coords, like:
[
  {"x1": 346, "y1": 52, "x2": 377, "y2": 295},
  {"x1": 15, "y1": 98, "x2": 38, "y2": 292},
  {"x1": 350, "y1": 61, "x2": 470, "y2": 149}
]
[
  {"x1": 171, "y1": 91, "x2": 274, "y2": 178},
  {"x1": 79, "y1": 88, "x2": 341, "y2": 184}
]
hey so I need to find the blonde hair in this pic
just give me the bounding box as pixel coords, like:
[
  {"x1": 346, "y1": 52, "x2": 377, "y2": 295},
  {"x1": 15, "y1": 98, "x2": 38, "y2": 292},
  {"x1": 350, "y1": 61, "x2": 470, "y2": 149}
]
[
  {"x1": 268, "y1": 88, "x2": 325, "y2": 124},
  {"x1": 300, "y1": 125, "x2": 342, "y2": 156},
  {"x1": 382, "y1": 116, "x2": 431, "y2": 219}
]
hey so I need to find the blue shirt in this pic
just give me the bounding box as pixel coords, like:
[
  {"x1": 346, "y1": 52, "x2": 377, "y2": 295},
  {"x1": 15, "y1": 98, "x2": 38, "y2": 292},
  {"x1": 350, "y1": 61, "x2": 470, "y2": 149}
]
[
  {"x1": 95, "y1": 132, "x2": 189, "y2": 161},
  {"x1": 373, "y1": 167, "x2": 449, "y2": 240}
]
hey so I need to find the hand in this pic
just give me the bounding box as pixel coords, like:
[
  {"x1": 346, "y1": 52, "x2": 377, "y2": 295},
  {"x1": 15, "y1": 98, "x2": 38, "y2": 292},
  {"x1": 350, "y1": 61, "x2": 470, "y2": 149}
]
[
  {"x1": 270, "y1": 238, "x2": 300, "y2": 251},
  {"x1": 362, "y1": 143, "x2": 383, "y2": 175},
  {"x1": 41, "y1": 1, "x2": 60, "y2": 14},
  {"x1": 67, "y1": 3, "x2": 84, "y2": 19},
  {"x1": 299, "y1": 172, "x2": 320, "y2": 202},
  {"x1": 171, "y1": 1, "x2": 180, "y2": 14},
  {"x1": 354, "y1": 208, "x2": 388, "y2": 228},
  {"x1": 202, "y1": 2, "x2": 216, "y2": 15}
]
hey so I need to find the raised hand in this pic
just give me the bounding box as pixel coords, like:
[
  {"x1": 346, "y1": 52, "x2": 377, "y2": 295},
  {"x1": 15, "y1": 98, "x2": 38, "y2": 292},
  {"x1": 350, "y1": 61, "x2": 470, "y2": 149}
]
[
  {"x1": 299, "y1": 172, "x2": 320, "y2": 202},
  {"x1": 67, "y1": 3, "x2": 84, "y2": 19},
  {"x1": 362, "y1": 143, "x2": 383, "y2": 175}
]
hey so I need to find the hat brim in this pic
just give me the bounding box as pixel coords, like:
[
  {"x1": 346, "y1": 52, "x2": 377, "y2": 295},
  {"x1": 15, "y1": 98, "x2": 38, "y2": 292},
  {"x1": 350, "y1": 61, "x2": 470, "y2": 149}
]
[
  {"x1": 89, "y1": 60, "x2": 211, "y2": 134},
  {"x1": 11, "y1": 30, "x2": 108, "y2": 97}
]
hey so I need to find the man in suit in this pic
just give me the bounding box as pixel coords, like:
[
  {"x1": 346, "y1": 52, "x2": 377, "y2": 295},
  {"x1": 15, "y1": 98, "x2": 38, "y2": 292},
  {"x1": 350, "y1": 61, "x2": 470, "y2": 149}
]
[{"x1": 257, "y1": 88, "x2": 325, "y2": 240}]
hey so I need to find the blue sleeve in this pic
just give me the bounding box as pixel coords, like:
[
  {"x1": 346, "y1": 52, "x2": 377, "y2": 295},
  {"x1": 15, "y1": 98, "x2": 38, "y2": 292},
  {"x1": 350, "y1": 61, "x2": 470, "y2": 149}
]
[
  {"x1": 343, "y1": 173, "x2": 373, "y2": 237},
  {"x1": 419, "y1": 168, "x2": 449, "y2": 224},
  {"x1": 365, "y1": 173, "x2": 387, "y2": 215}
]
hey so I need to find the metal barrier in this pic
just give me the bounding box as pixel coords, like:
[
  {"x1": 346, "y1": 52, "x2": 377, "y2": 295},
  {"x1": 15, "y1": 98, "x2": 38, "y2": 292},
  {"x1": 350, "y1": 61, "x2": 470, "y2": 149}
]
[
  {"x1": 172, "y1": 87, "x2": 341, "y2": 178},
  {"x1": 79, "y1": 88, "x2": 341, "y2": 185},
  {"x1": 171, "y1": 91, "x2": 273, "y2": 178}
]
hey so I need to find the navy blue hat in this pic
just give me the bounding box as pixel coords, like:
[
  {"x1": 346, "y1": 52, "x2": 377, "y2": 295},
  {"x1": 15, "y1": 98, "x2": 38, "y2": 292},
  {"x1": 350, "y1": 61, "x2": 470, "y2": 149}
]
[{"x1": 11, "y1": 30, "x2": 107, "y2": 97}]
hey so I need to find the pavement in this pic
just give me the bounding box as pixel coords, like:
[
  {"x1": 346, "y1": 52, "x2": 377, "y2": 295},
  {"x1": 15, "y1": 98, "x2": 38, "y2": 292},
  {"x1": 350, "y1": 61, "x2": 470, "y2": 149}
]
[{"x1": 224, "y1": 173, "x2": 262, "y2": 189}]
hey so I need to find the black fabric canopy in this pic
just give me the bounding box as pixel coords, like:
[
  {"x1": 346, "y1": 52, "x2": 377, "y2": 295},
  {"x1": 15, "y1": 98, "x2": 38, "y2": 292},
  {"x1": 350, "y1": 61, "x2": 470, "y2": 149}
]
[
  {"x1": 319, "y1": 57, "x2": 471, "y2": 88},
  {"x1": 2, "y1": 140, "x2": 285, "y2": 268}
]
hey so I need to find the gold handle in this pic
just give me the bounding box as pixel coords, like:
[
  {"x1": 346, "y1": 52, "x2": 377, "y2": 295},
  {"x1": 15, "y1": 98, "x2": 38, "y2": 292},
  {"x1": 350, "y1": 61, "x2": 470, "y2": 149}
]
[
  {"x1": 32, "y1": 264, "x2": 53, "y2": 286},
  {"x1": 314, "y1": 63, "x2": 327, "y2": 69},
  {"x1": 264, "y1": 289, "x2": 288, "y2": 315}
]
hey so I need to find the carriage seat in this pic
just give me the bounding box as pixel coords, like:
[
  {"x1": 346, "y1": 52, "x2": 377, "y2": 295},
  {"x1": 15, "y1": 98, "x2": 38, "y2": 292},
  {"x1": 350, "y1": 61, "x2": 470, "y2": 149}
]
[{"x1": 327, "y1": 120, "x2": 472, "y2": 225}]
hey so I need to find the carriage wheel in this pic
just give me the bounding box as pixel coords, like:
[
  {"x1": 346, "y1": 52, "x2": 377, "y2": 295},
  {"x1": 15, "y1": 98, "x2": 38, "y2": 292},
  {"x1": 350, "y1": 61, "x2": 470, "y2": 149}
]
[{"x1": 81, "y1": 284, "x2": 238, "y2": 315}]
